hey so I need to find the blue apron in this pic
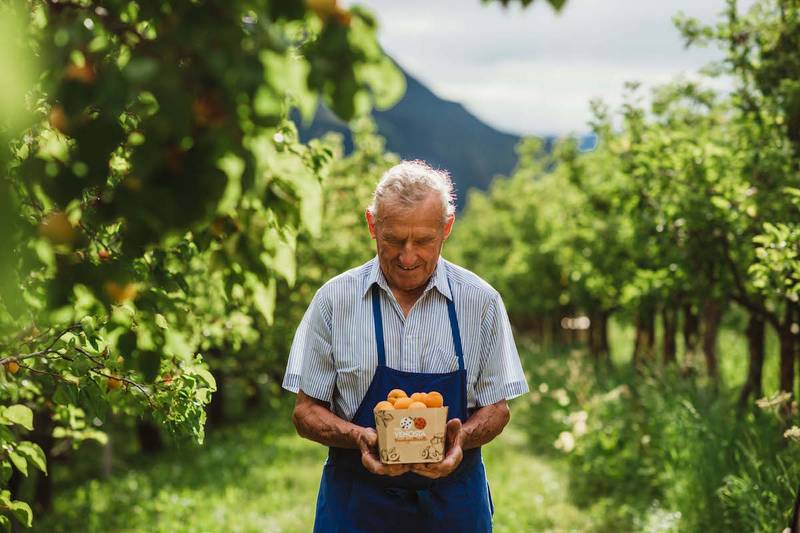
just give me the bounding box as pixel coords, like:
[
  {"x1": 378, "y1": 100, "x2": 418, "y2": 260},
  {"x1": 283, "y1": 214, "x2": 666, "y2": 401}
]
[{"x1": 313, "y1": 281, "x2": 494, "y2": 533}]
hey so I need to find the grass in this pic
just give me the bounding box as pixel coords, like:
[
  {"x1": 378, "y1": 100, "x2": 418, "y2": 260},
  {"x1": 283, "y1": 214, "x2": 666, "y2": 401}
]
[
  {"x1": 485, "y1": 423, "x2": 593, "y2": 532},
  {"x1": 35, "y1": 408, "x2": 327, "y2": 532}
]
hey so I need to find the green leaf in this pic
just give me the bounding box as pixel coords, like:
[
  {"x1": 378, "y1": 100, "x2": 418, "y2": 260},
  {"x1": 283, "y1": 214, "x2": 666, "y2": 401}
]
[
  {"x1": 79, "y1": 380, "x2": 108, "y2": 423},
  {"x1": 54, "y1": 383, "x2": 80, "y2": 406},
  {"x1": 8, "y1": 499, "x2": 32, "y2": 527},
  {"x1": 154, "y1": 313, "x2": 169, "y2": 330},
  {"x1": 262, "y1": 231, "x2": 297, "y2": 287},
  {"x1": 80, "y1": 315, "x2": 95, "y2": 337},
  {"x1": 547, "y1": 0, "x2": 567, "y2": 11},
  {"x1": 297, "y1": 175, "x2": 323, "y2": 238},
  {"x1": 2, "y1": 405, "x2": 33, "y2": 430},
  {"x1": 710, "y1": 196, "x2": 730, "y2": 210},
  {"x1": 193, "y1": 368, "x2": 217, "y2": 392},
  {"x1": 216, "y1": 153, "x2": 244, "y2": 214},
  {"x1": 0, "y1": 461, "x2": 11, "y2": 484},
  {"x1": 246, "y1": 274, "x2": 276, "y2": 325},
  {"x1": 354, "y1": 57, "x2": 405, "y2": 111},
  {"x1": 164, "y1": 330, "x2": 192, "y2": 358},
  {"x1": 16, "y1": 442, "x2": 46, "y2": 475},
  {"x1": 8, "y1": 451, "x2": 26, "y2": 477}
]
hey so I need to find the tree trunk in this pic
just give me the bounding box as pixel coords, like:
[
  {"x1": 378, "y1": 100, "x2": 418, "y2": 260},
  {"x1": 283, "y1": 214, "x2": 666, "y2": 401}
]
[
  {"x1": 588, "y1": 310, "x2": 600, "y2": 363},
  {"x1": 682, "y1": 303, "x2": 700, "y2": 373},
  {"x1": 633, "y1": 304, "x2": 656, "y2": 368},
  {"x1": 739, "y1": 315, "x2": 765, "y2": 408},
  {"x1": 779, "y1": 304, "x2": 796, "y2": 394},
  {"x1": 245, "y1": 377, "x2": 262, "y2": 411},
  {"x1": 137, "y1": 419, "x2": 163, "y2": 454},
  {"x1": 549, "y1": 316, "x2": 561, "y2": 348},
  {"x1": 534, "y1": 317, "x2": 545, "y2": 346},
  {"x1": 599, "y1": 311, "x2": 611, "y2": 364},
  {"x1": 701, "y1": 299, "x2": 725, "y2": 383},
  {"x1": 32, "y1": 408, "x2": 54, "y2": 513},
  {"x1": 662, "y1": 306, "x2": 678, "y2": 366}
]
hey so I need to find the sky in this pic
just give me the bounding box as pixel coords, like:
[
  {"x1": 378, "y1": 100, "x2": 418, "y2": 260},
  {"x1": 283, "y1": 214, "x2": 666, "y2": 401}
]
[{"x1": 346, "y1": 0, "x2": 738, "y2": 136}]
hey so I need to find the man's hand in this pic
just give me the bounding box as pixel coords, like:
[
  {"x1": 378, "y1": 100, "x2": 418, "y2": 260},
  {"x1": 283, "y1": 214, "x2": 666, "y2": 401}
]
[
  {"x1": 410, "y1": 418, "x2": 464, "y2": 479},
  {"x1": 357, "y1": 427, "x2": 412, "y2": 476}
]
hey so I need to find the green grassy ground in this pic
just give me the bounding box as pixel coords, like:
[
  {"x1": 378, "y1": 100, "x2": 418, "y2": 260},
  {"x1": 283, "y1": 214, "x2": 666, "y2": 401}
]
[{"x1": 35, "y1": 403, "x2": 591, "y2": 532}]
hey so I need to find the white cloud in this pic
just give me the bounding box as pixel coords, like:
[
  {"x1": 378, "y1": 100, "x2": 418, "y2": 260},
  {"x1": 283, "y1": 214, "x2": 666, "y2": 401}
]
[{"x1": 346, "y1": 0, "x2": 744, "y2": 135}]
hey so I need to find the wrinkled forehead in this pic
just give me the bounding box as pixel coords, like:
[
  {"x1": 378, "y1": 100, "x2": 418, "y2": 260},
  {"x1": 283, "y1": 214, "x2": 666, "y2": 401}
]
[{"x1": 375, "y1": 192, "x2": 447, "y2": 227}]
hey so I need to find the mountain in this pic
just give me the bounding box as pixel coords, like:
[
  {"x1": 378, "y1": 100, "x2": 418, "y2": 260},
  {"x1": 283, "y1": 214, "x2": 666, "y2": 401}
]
[{"x1": 295, "y1": 68, "x2": 523, "y2": 209}]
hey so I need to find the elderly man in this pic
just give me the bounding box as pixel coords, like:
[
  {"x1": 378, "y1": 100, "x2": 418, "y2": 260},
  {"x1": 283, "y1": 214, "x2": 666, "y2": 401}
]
[{"x1": 282, "y1": 160, "x2": 529, "y2": 532}]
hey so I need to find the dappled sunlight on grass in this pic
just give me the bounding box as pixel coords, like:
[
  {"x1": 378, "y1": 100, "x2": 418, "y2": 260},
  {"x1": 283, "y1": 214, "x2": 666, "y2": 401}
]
[
  {"x1": 484, "y1": 423, "x2": 593, "y2": 532},
  {"x1": 36, "y1": 410, "x2": 327, "y2": 532}
]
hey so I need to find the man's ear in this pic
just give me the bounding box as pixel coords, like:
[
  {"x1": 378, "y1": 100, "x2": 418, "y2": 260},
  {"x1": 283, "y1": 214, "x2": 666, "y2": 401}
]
[
  {"x1": 366, "y1": 209, "x2": 377, "y2": 239},
  {"x1": 443, "y1": 213, "x2": 455, "y2": 239}
]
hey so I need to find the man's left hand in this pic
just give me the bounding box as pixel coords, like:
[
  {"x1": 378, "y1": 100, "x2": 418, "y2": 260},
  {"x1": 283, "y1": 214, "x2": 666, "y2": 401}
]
[{"x1": 410, "y1": 418, "x2": 464, "y2": 479}]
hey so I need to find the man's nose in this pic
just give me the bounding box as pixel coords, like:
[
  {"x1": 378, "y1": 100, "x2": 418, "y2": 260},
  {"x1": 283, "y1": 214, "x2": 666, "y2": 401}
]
[{"x1": 398, "y1": 244, "x2": 417, "y2": 267}]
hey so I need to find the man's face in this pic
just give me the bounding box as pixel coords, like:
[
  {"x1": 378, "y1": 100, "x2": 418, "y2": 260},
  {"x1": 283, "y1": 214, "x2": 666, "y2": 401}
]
[{"x1": 366, "y1": 193, "x2": 454, "y2": 294}]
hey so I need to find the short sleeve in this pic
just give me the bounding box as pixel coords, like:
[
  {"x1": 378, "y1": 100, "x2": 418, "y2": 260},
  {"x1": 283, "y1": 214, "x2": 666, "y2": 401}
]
[
  {"x1": 282, "y1": 289, "x2": 336, "y2": 403},
  {"x1": 474, "y1": 292, "x2": 529, "y2": 406}
]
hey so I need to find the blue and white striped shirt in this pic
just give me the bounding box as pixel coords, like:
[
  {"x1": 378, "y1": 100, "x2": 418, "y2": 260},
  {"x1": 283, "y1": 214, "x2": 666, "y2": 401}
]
[{"x1": 282, "y1": 256, "x2": 529, "y2": 422}]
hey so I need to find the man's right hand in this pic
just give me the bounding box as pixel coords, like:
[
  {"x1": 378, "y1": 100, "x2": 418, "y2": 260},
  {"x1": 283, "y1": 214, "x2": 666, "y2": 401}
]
[{"x1": 355, "y1": 427, "x2": 411, "y2": 477}]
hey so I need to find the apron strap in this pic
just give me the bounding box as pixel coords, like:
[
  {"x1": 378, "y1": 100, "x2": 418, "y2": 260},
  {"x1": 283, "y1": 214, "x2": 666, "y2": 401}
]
[
  {"x1": 371, "y1": 285, "x2": 387, "y2": 367},
  {"x1": 446, "y1": 277, "x2": 465, "y2": 372}
]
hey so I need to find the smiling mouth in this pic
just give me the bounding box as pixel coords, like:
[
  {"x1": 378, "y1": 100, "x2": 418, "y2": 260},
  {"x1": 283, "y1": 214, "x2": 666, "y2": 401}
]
[{"x1": 397, "y1": 265, "x2": 420, "y2": 271}]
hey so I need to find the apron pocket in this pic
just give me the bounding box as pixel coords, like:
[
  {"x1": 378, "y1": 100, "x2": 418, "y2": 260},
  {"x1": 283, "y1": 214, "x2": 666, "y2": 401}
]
[{"x1": 346, "y1": 475, "x2": 429, "y2": 532}]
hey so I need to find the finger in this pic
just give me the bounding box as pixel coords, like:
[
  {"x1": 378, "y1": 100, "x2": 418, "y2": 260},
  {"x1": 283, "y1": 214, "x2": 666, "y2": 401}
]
[
  {"x1": 410, "y1": 465, "x2": 441, "y2": 479},
  {"x1": 445, "y1": 418, "x2": 462, "y2": 448},
  {"x1": 438, "y1": 455, "x2": 459, "y2": 473},
  {"x1": 362, "y1": 427, "x2": 378, "y2": 448},
  {"x1": 361, "y1": 448, "x2": 385, "y2": 474},
  {"x1": 444, "y1": 442, "x2": 463, "y2": 462},
  {"x1": 384, "y1": 464, "x2": 411, "y2": 477}
]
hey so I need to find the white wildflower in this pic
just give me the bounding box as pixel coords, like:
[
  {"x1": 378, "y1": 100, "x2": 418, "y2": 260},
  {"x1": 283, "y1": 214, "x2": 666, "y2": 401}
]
[
  {"x1": 784, "y1": 426, "x2": 800, "y2": 442},
  {"x1": 553, "y1": 388, "x2": 570, "y2": 406},
  {"x1": 756, "y1": 391, "x2": 792, "y2": 410},
  {"x1": 569, "y1": 410, "x2": 588, "y2": 436},
  {"x1": 554, "y1": 431, "x2": 575, "y2": 453}
]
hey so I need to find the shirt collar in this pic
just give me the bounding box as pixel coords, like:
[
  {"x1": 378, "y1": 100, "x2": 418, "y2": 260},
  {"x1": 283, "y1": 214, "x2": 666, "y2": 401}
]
[{"x1": 361, "y1": 256, "x2": 452, "y2": 301}]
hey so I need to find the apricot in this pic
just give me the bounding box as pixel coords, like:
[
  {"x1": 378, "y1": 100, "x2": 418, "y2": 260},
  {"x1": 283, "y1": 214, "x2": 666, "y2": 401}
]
[
  {"x1": 424, "y1": 391, "x2": 444, "y2": 408},
  {"x1": 38, "y1": 211, "x2": 77, "y2": 246},
  {"x1": 387, "y1": 389, "x2": 407, "y2": 404},
  {"x1": 374, "y1": 401, "x2": 395, "y2": 411},
  {"x1": 410, "y1": 392, "x2": 427, "y2": 404},
  {"x1": 408, "y1": 401, "x2": 427, "y2": 410},
  {"x1": 103, "y1": 281, "x2": 139, "y2": 303},
  {"x1": 106, "y1": 376, "x2": 123, "y2": 391},
  {"x1": 393, "y1": 397, "x2": 413, "y2": 409}
]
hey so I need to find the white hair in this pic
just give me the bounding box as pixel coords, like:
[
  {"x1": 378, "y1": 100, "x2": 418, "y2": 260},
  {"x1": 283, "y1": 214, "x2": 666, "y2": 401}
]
[{"x1": 367, "y1": 160, "x2": 456, "y2": 223}]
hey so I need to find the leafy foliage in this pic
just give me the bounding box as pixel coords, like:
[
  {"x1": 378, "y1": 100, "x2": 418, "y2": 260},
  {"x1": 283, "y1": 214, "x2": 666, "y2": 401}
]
[{"x1": 0, "y1": 0, "x2": 403, "y2": 527}]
